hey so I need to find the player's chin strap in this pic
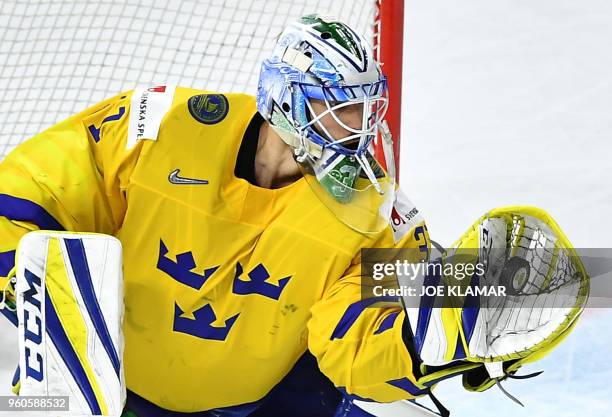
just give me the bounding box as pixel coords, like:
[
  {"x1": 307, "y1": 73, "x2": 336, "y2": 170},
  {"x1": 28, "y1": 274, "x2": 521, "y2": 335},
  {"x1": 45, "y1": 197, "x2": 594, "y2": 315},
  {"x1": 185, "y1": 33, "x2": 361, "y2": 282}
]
[{"x1": 485, "y1": 362, "x2": 544, "y2": 407}]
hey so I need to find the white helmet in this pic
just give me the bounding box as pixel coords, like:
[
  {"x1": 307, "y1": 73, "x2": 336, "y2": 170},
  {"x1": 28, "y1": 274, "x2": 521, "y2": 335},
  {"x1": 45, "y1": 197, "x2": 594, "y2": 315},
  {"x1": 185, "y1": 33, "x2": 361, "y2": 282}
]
[{"x1": 257, "y1": 14, "x2": 395, "y2": 233}]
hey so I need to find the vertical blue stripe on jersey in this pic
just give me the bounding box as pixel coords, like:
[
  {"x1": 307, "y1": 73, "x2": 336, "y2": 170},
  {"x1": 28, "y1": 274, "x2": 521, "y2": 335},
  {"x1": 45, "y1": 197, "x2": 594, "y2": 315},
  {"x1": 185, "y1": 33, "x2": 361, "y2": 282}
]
[
  {"x1": 373, "y1": 311, "x2": 400, "y2": 335},
  {"x1": 45, "y1": 291, "x2": 101, "y2": 415},
  {"x1": 414, "y1": 265, "x2": 441, "y2": 354},
  {"x1": 64, "y1": 238, "x2": 121, "y2": 377},
  {"x1": 0, "y1": 194, "x2": 64, "y2": 230},
  {"x1": 386, "y1": 377, "x2": 428, "y2": 396},
  {"x1": 460, "y1": 271, "x2": 481, "y2": 346},
  {"x1": 330, "y1": 296, "x2": 397, "y2": 340},
  {"x1": 0, "y1": 250, "x2": 15, "y2": 277}
]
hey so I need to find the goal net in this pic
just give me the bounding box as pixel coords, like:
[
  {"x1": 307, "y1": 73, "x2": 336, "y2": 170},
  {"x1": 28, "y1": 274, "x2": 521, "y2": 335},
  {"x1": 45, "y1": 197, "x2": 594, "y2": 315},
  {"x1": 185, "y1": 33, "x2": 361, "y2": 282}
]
[{"x1": 0, "y1": 0, "x2": 403, "y2": 164}]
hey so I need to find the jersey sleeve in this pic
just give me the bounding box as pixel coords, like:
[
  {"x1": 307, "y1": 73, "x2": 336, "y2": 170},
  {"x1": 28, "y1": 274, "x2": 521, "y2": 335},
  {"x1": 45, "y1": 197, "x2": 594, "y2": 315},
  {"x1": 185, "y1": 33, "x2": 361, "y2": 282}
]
[
  {"x1": 307, "y1": 220, "x2": 431, "y2": 403},
  {"x1": 0, "y1": 91, "x2": 138, "y2": 313}
]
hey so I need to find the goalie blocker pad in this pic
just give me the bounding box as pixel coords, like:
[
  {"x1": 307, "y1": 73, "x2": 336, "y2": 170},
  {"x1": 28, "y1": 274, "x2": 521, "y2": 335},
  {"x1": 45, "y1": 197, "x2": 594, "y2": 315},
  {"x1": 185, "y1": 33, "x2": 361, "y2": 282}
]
[{"x1": 15, "y1": 231, "x2": 125, "y2": 416}]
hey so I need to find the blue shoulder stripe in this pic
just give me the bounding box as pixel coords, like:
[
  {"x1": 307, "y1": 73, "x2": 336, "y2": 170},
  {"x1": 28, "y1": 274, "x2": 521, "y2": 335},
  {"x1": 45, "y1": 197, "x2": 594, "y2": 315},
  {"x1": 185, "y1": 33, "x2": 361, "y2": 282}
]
[
  {"x1": 0, "y1": 194, "x2": 64, "y2": 230},
  {"x1": 64, "y1": 238, "x2": 121, "y2": 377},
  {"x1": 330, "y1": 296, "x2": 397, "y2": 340}
]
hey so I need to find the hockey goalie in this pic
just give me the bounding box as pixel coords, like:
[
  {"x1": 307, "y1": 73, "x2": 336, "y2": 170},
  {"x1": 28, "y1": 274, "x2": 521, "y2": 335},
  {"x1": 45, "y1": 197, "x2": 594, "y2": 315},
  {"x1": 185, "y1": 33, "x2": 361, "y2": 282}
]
[{"x1": 0, "y1": 15, "x2": 588, "y2": 417}]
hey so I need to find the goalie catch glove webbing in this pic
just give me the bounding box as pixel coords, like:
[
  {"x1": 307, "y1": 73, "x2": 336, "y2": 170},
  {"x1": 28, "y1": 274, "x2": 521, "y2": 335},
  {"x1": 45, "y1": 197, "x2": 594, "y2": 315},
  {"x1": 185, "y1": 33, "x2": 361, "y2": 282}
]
[{"x1": 400, "y1": 206, "x2": 589, "y2": 411}]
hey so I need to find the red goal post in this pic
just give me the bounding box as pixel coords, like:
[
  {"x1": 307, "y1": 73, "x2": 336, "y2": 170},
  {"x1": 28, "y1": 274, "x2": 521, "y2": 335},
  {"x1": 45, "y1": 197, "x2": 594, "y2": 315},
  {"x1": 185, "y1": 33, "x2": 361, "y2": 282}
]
[{"x1": 374, "y1": 0, "x2": 404, "y2": 180}]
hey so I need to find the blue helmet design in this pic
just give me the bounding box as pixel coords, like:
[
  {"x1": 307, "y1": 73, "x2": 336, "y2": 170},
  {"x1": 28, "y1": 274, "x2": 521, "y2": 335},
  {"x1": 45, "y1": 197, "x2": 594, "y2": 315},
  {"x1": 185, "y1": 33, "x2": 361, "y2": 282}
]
[{"x1": 257, "y1": 14, "x2": 395, "y2": 233}]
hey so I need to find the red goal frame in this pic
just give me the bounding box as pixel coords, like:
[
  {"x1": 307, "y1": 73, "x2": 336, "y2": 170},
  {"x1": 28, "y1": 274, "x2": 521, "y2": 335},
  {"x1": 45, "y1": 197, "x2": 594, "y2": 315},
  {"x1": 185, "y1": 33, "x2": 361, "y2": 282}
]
[{"x1": 373, "y1": 0, "x2": 404, "y2": 181}]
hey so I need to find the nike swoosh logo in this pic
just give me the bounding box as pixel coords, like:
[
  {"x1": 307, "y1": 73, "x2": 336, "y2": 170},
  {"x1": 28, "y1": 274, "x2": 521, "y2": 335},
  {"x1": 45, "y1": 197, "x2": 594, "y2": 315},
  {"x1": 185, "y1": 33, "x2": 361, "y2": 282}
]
[{"x1": 168, "y1": 169, "x2": 209, "y2": 185}]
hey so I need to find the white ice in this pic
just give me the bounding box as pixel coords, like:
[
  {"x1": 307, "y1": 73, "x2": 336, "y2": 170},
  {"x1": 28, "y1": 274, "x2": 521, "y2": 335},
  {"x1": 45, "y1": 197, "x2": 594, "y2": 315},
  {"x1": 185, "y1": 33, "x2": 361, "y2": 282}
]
[{"x1": 400, "y1": 1, "x2": 612, "y2": 416}]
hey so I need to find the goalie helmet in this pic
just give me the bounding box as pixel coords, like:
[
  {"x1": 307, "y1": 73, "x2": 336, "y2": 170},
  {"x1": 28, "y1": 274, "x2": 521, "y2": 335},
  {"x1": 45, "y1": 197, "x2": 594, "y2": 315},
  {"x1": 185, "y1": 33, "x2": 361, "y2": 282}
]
[{"x1": 257, "y1": 14, "x2": 394, "y2": 234}]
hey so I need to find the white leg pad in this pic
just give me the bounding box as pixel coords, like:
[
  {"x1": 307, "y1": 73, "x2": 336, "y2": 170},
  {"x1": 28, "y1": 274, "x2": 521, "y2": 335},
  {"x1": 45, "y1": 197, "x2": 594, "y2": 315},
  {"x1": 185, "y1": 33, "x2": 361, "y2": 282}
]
[{"x1": 15, "y1": 231, "x2": 125, "y2": 416}]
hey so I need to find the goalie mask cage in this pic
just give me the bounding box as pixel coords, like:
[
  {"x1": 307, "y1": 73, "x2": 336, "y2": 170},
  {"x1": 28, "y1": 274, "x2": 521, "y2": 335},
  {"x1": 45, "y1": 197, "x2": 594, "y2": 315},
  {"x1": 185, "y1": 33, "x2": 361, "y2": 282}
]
[{"x1": 0, "y1": 0, "x2": 404, "y2": 174}]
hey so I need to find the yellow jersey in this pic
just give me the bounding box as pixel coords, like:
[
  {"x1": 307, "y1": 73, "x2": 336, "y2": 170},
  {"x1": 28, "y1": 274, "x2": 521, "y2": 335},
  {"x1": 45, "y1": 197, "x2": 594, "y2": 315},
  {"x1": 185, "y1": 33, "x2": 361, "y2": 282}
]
[{"x1": 0, "y1": 86, "x2": 429, "y2": 411}]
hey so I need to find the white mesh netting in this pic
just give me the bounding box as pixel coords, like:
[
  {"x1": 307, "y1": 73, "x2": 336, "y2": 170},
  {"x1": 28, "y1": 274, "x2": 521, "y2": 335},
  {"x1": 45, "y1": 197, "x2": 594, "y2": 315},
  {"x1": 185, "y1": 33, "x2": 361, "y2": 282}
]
[{"x1": 0, "y1": 0, "x2": 378, "y2": 159}]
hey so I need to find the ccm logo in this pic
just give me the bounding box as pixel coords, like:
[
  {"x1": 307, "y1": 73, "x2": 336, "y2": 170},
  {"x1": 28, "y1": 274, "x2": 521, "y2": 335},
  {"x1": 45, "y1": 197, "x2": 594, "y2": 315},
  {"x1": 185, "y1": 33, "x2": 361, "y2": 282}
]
[{"x1": 22, "y1": 269, "x2": 44, "y2": 382}]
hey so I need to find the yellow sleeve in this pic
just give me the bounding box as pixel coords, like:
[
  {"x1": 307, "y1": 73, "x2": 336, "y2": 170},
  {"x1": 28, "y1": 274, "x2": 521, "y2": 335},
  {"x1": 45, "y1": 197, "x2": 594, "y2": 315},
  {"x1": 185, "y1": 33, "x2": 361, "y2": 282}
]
[
  {"x1": 0, "y1": 91, "x2": 138, "y2": 309},
  {"x1": 307, "y1": 222, "x2": 431, "y2": 402}
]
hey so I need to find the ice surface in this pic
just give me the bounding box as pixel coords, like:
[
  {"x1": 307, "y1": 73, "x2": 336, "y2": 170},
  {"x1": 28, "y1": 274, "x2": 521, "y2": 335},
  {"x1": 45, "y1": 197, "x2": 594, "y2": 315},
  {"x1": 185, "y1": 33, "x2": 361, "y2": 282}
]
[{"x1": 401, "y1": 1, "x2": 612, "y2": 416}]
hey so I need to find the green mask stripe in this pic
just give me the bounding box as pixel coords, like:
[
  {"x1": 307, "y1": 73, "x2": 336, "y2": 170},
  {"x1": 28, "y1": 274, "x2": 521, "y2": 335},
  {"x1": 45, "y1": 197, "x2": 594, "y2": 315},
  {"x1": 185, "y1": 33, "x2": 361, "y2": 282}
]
[{"x1": 300, "y1": 15, "x2": 363, "y2": 61}]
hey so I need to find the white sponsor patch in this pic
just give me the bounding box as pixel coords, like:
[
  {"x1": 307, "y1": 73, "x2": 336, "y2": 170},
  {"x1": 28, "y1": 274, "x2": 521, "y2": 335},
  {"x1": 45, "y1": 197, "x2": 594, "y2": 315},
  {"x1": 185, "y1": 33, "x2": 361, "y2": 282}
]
[
  {"x1": 127, "y1": 84, "x2": 176, "y2": 149},
  {"x1": 390, "y1": 189, "x2": 424, "y2": 243}
]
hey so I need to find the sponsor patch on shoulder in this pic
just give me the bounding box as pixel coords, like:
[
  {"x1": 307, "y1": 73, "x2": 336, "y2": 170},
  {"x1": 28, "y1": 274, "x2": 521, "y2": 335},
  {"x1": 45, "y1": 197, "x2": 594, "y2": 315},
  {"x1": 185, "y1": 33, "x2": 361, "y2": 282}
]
[
  {"x1": 390, "y1": 189, "x2": 424, "y2": 243},
  {"x1": 188, "y1": 94, "x2": 229, "y2": 125},
  {"x1": 127, "y1": 84, "x2": 176, "y2": 149}
]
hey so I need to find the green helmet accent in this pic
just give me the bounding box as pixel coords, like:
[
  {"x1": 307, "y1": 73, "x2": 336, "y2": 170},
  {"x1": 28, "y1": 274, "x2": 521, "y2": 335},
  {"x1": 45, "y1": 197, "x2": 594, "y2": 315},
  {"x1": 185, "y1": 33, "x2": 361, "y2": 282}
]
[
  {"x1": 259, "y1": 14, "x2": 395, "y2": 234},
  {"x1": 299, "y1": 14, "x2": 363, "y2": 61}
]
